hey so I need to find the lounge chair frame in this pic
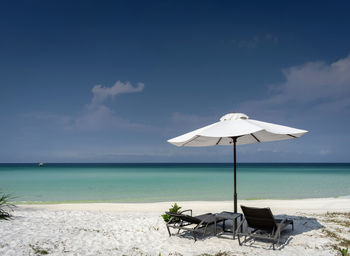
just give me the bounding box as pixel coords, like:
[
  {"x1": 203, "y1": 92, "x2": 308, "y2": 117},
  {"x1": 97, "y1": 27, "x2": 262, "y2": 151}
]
[
  {"x1": 236, "y1": 205, "x2": 294, "y2": 250},
  {"x1": 165, "y1": 209, "x2": 217, "y2": 241}
]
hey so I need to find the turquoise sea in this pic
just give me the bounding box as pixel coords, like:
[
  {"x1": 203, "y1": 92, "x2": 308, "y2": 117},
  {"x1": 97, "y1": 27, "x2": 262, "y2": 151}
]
[{"x1": 0, "y1": 163, "x2": 349, "y2": 203}]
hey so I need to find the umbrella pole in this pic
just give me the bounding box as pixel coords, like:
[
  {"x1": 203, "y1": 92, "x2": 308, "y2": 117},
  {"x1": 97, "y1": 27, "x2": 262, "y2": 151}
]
[{"x1": 233, "y1": 137, "x2": 237, "y2": 213}]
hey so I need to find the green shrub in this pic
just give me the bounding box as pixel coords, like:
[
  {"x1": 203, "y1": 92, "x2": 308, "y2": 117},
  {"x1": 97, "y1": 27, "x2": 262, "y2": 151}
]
[
  {"x1": 0, "y1": 192, "x2": 15, "y2": 220},
  {"x1": 161, "y1": 203, "x2": 181, "y2": 223},
  {"x1": 339, "y1": 247, "x2": 349, "y2": 256}
]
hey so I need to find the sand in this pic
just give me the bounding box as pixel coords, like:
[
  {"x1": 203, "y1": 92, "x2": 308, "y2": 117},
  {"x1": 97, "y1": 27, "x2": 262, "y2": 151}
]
[{"x1": 1, "y1": 198, "x2": 350, "y2": 256}]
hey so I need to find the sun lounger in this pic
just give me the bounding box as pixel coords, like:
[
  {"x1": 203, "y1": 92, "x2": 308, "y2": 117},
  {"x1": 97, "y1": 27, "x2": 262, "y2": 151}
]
[
  {"x1": 236, "y1": 205, "x2": 294, "y2": 250},
  {"x1": 165, "y1": 209, "x2": 217, "y2": 241}
]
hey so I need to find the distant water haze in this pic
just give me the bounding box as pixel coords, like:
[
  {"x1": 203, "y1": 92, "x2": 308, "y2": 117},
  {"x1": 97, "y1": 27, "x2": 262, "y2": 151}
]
[{"x1": 0, "y1": 163, "x2": 349, "y2": 203}]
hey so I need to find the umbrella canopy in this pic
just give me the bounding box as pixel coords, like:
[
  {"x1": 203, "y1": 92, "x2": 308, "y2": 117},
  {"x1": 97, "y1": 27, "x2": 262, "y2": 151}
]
[
  {"x1": 168, "y1": 112, "x2": 308, "y2": 212},
  {"x1": 168, "y1": 113, "x2": 307, "y2": 146}
]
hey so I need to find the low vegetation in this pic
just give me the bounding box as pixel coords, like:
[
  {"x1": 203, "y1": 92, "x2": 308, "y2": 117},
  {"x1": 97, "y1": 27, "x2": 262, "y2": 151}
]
[
  {"x1": 162, "y1": 203, "x2": 182, "y2": 223},
  {"x1": 0, "y1": 192, "x2": 15, "y2": 220},
  {"x1": 323, "y1": 229, "x2": 350, "y2": 248},
  {"x1": 339, "y1": 247, "x2": 349, "y2": 256},
  {"x1": 319, "y1": 212, "x2": 350, "y2": 254},
  {"x1": 29, "y1": 244, "x2": 49, "y2": 255},
  {"x1": 158, "y1": 251, "x2": 235, "y2": 256},
  {"x1": 198, "y1": 252, "x2": 233, "y2": 256},
  {"x1": 324, "y1": 212, "x2": 350, "y2": 228}
]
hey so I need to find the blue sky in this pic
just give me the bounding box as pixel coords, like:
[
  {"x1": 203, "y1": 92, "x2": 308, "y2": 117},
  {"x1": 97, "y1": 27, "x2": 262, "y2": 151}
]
[{"x1": 1, "y1": 1, "x2": 350, "y2": 163}]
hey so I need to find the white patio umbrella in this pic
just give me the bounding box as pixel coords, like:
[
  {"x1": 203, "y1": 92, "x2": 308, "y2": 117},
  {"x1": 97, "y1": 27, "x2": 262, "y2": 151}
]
[{"x1": 167, "y1": 112, "x2": 308, "y2": 213}]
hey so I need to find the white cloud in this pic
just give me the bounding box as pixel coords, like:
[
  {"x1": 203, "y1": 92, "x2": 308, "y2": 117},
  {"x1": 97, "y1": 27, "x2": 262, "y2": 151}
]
[
  {"x1": 90, "y1": 81, "x2": 144, "y2": 107},
  {"x1": 240, "y1": 54, "x2": 350, "y2": 116},
  {"x1": 276, "y1": 55, "x2": 350, "y2": 103},
  {"x1": 73, "y1": 81, "x2": 150, "y2": 131},
  {"x1": 25, "y1": 80, "x2": 150, "y2": 132}
]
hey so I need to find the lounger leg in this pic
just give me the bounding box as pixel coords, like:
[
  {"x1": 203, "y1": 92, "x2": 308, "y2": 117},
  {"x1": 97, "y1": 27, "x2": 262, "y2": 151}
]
[
  {"x1": 203, "y1": 224, "x2": 208, "y2": 238},
  {"x1": 177, "y1": 221, "x2": 182, "y2": 234},
  {"x1": 166, "y1": 225, "x2": 171, "y2": 237},
  {"x1": 234, "y1": 218, "x2": 237, "y2": 237},
  {"x1": 240, "y1": 215, "x2": 243, "y2": 233},
  {"x1": 214, "y1": 219, "x2": 217, "y2": 235},
  {"x1": 193, "y1": 223, "x2": 201, "y2": 242},
  {"x1": 237, "y1": 234, "x2": 242, "y2": 246}
]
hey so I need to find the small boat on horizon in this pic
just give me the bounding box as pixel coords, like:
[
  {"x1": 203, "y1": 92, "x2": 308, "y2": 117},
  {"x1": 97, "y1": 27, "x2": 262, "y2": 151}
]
[{"x1": 39, "y1": 163, "x2": 45, "y2": 167}]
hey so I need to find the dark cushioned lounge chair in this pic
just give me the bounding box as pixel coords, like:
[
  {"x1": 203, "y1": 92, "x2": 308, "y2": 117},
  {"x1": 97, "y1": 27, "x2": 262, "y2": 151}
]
[
  {"x1": 236, "y1": 205, "x2": 294, "y2": 250},
  {"x1": 165, "y1": 209, "x2": 217, "y2": 241}
]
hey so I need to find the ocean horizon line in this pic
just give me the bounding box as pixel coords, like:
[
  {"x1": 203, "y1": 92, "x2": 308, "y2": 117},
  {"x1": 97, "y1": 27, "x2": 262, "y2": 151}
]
[{"x1": 1, "y1": 162, "x2": 350, "y2": 165}]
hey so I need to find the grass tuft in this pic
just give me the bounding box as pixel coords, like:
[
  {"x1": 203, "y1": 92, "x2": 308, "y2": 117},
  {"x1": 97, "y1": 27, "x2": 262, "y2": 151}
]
[
  {"x1": 322, "y1": 229, "x2": 350, "y2": 249},
  {"x1": 324, "y1": 212, "x2": 350, "y2": 228},
  {"x1": 0, "y1": 192, "x2": 16, "y2": 220},
  {"x1": 29, "y1": 244, "x2": 49, "y2": 255},
  {"x1": 339, "y1": 247, "x2": 349, "y2": 256},
  {"x1": 198, "y1": 252, "x2": 232, "y2": 256}
]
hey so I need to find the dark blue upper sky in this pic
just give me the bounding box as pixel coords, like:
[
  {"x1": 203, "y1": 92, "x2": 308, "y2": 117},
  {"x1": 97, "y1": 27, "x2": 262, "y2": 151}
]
[{"x1": 1, "y1": 0, "x2": 350, "y2": 162}]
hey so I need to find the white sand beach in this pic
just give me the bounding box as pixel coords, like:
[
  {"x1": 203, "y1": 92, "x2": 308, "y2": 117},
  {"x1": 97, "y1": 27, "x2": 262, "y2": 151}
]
[{"x1": 1, "y1": 198, "x2": 350, "y2": 256}]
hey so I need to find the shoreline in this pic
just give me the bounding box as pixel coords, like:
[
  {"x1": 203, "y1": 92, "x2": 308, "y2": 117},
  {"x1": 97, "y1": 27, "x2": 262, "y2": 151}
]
[
  {"x1": 12, "y1": 194, "x2": 350, "y2": 205},
  {"x1": 17, "y1": 197, "x2": 350, "y2": 214}
]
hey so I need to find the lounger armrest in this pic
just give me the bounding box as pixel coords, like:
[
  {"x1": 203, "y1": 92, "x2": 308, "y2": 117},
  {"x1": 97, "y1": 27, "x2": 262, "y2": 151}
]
[
  {"x1": 167, "y1": 216, "x2": 176, "y2": 224},
  {"x1": 179, "y1": 209, "x2": 192, "y2": 216}
]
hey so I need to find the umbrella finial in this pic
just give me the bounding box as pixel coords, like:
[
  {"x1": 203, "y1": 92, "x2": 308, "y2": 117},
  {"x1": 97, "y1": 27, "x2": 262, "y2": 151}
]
[{"x1": 220, "y1": 113, "x2": 249, "y2": 121}]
